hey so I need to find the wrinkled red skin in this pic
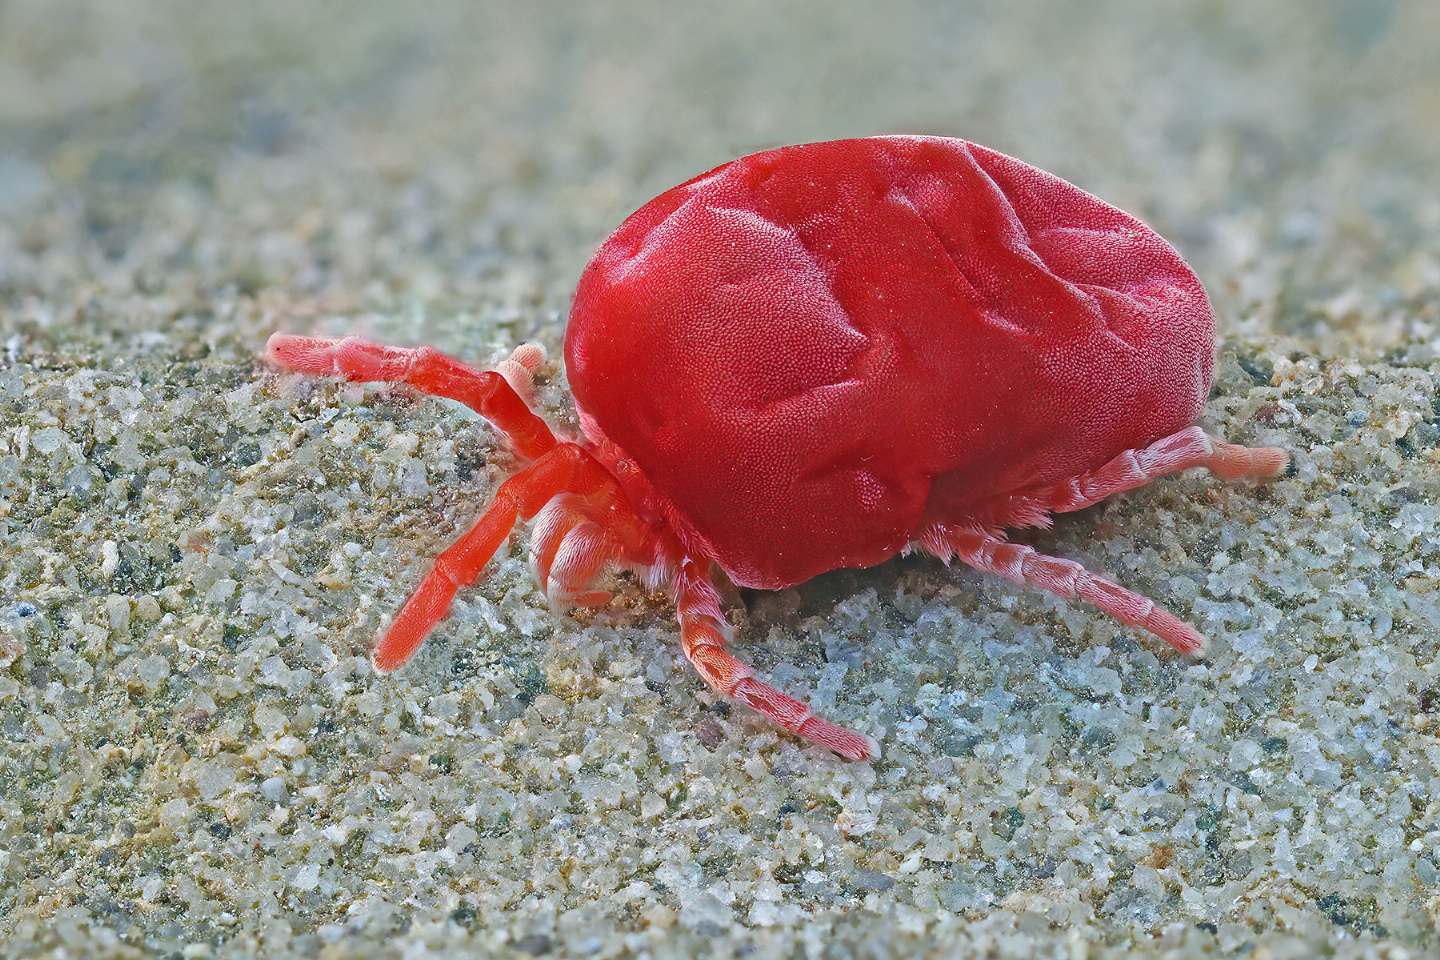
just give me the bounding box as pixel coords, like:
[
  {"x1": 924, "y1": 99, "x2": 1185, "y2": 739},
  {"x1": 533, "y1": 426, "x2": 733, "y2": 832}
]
[{"x1": 566, "y1": 136, "x2": 1215, "y2": 590}]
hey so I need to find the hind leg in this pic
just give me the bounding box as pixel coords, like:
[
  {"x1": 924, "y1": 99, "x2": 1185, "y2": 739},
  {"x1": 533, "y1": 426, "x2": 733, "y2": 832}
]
[
  {"x1": 1036, "y1": 426, "x2": 1288, "y2": 516},
  {"x1": 924, "y1": 524, "x2": 1206, "y2": 655}
]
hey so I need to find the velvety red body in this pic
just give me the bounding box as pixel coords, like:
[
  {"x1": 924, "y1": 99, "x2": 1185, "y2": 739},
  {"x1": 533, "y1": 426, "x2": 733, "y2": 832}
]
[{"x1": 565, "y1": 136, "x2": 1215, "y2": 590}]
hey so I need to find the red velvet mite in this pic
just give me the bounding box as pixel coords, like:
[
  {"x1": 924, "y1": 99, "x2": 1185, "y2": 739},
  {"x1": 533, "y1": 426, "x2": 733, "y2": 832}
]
[{"x1": 266, "y1": 136, "x2": 1288, "y2": 761}]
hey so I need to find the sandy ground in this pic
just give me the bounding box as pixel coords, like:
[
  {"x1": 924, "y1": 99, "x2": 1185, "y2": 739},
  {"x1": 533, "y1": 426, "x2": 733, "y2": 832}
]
[{"x1": 2, "y1": 1, "x2": 1439, "y2": 957}]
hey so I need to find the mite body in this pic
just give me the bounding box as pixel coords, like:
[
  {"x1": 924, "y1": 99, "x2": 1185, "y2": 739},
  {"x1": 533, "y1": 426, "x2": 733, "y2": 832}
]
[{"x1": 267, "y1": 136, "x2": 1287, "y2": 761}]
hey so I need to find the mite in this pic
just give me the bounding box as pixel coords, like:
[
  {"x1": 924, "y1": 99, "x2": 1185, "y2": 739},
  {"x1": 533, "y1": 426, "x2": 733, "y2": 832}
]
[{"x1": 266, "y1": 135, "x2": 1288, "y2": 761}]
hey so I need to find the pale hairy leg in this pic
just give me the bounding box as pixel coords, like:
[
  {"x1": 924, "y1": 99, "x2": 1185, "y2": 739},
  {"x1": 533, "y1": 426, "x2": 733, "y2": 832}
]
[
  {"x1": 674, "y1": 559, "x2": 879, "y2": 760},
  {"x1": 923, "y1": 524, "x2": 1206, "y2": 656},
  {"x1": 1034, "y1": 426, "x2": 1289, "y2": 516},
  {"x1": 494, "y1": 342, "x2": 546, "y2": 406},
  {"x1": 529, "y1": 496, "x2": 619, "y2": 606}
]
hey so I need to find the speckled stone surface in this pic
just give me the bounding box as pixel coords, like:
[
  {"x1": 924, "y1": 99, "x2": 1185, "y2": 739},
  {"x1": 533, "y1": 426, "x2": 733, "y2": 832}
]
[{"x1": 2, "y1": 2, "x2": 1439, "y2": 957}]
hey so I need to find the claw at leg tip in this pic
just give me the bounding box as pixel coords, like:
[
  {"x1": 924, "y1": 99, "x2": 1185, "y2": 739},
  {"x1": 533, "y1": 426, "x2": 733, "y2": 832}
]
[
  {"x1": 264, "y1": 332, "x2": 322, "y2": 370},
  {"x1": 371, "y1": 645, "x2": 402, "y2": 675},
  {"x1": 1261, "y1": 447, "x2": 1291, "y2": 478},
  {"x1": 1180, "y1": 629, "x2": 1211, "y2": 659},
  {"x1": 824, "y1": 726, "x2": 881, "y2": 762},
  {"x1": 263, "y1": 332, "x2": 288, "y2": 365}
]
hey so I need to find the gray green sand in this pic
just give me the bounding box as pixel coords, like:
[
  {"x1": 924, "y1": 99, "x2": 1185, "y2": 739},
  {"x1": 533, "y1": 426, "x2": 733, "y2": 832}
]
[{"x1": 2, "y1": 2, "x2": 1439, "y2": 957}]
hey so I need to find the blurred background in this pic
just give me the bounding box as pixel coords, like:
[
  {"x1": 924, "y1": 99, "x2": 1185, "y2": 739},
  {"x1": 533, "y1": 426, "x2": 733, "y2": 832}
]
[
  {"x1": 2, "y1": 0, "x2": 1437, "y2": 357},
  {"x1": 3, "y1": 2, "x2": 1439, "y2": 957}
]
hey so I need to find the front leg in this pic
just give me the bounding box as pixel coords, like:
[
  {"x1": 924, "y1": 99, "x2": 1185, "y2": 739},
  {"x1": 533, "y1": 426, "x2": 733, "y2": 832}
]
[
  {"x1": 266, "y1": 334, "x2": 556, "y2": 461},
  {"x1": 374, "y1": 444, "x2": 617, "y2": 672}
]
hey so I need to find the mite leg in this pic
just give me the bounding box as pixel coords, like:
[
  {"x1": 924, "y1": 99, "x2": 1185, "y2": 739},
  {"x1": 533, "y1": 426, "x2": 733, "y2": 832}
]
[
  {"x1": 939, "y1": 526, "x2": 1206, "y2": 656},
  {"x1": 674, "y1": 560, "x2": 879, "y2": 761},
  {"x1": 494, "y1": 342, "x2": 546, "y2": 406},
  {"x1": 547, "y1": 523, "x2": 618, "y2": 607},
  {"x1": 1038, "y1": 426, "x2": 1288, "y2": 515},
  {"x1": 373, "y1": 444, "x2": 614, "y2": 672},
  {"x1": 529, "y1": 495, "x2": 591, "y2": 593},
  {"x1": 265, "y1": 334, "x2": 556, "y2": 461},
  {"x1": 528, "y1": 489, "x2": 666, "y2": 606},
  {"x1": 529, "y1": 496, "x2": 618, "y2": 606}
]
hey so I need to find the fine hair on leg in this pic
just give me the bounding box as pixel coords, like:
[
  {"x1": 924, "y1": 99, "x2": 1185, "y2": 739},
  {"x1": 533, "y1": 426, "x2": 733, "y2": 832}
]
[
  {"x1": 266, "y1": 333, "x2": 556, "y2": 460},
  {"x1": 674, "y1": 559, "x2": 879, "y2": 760},
  {"x1": 925, "y1": 524, "x2": 1206, "y2": 656}
]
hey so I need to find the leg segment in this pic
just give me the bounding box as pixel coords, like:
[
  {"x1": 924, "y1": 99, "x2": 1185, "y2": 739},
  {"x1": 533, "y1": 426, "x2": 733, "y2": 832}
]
[
  {"x1": 494, "y1": 342, "x2": 546, "y2": 406},
  {"x1": 529, "y1": 495, "x2": 592, "y2": 594},
  {"x1": 266, "y1": 334, "x2": 556, "y2": 461},
  {"x1": 529, "y1": 496, "x2": 619, "y2": 606},
  {"x1": 936, "y1": 525, "x2": 1206, "y2": 655},
  {"x1": 373, "y1": 444, "x2": 616, "y2": 672},
  {"x1": 674, "y1": 560, "x2": 879, "y2": 761},
  {"x1": 1038, "y1": 426, "x2": 1289, "y2": 515},
  {"x1": 547, "y1": 523, "x2": 616, "y2": 608}
]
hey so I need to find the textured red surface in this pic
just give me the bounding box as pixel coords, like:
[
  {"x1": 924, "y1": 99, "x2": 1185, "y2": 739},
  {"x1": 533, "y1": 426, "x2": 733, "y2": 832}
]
[{"x1": 566, "y1": 136, "x2": 1215, "y2": 590}]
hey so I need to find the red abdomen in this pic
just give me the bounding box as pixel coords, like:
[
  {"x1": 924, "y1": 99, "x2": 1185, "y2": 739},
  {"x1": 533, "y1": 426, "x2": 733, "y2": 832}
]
[{"x1": 565, "y1": 136, "x2": 1215, "y2": 589}]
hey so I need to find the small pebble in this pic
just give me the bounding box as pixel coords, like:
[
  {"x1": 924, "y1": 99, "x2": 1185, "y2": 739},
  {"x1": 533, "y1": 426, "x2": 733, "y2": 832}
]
[{"x1": 260, "y1": 777, "x2": 288, "y2": 804}]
